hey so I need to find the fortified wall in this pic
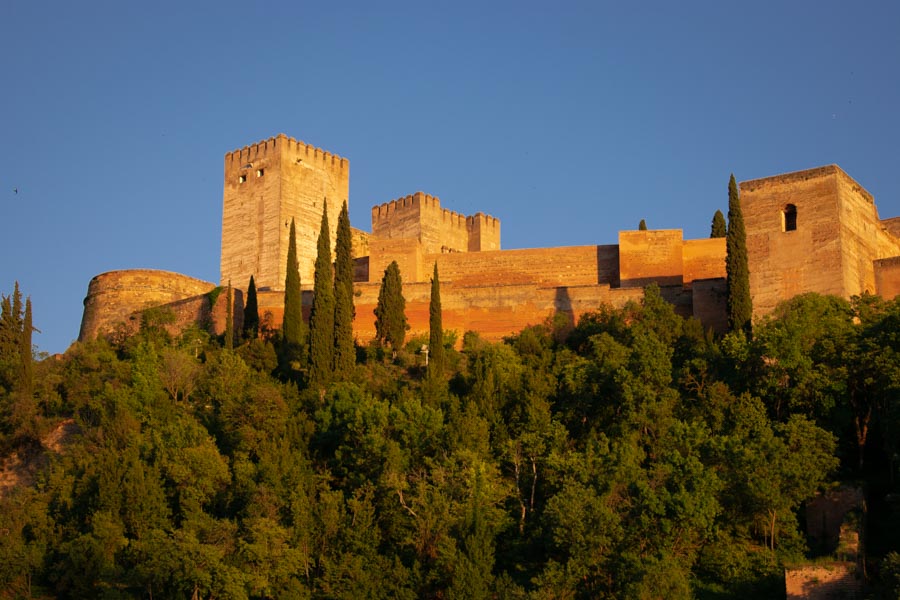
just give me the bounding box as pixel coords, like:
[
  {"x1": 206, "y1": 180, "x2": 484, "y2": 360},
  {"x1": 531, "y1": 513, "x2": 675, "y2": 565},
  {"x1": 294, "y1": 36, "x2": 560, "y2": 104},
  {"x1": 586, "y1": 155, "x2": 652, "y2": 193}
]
[
  {"x1": 250, "y1": 225, "x2": 728, "y2": 340},
  {"x1": 78, "y1": 135, "x2": 900, "y2": 347},
  {"x1": 79, "y1": 270, "x2": 242, "y2": 342}
]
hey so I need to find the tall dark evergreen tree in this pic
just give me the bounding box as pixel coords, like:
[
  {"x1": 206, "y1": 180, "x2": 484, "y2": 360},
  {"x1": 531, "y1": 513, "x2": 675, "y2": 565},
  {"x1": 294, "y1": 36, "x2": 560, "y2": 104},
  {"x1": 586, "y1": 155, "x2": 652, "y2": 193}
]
[
  {"x1": 0, "y1": 283, "x2": 24, "y2": 394},
  {"x1": 333, "y1": 200, "x2": 355, "y2": 378},
  {"x1": 374, "y1": 261, "x2": 408, "y2": 354},
  {"x1": 726, "y1": 174, "x2": 752, "y2": 333},
  {"x1": 428, "y1": 262, "x2": 444, "y2": 380},
  {"x1": 308, "y1": 203, "x2": 335, "y2": 389},
  {"x1": 283, "y1": 218, "x2": 306, "y2": 349},
  {"x1": 710, "y1": 209, "x2": 727, "y2": 238},
  {"x1": 638, "y1": 219, "x2": 648, "y2": 231},
  {"x1": 224, "y1": 282, "x2": 234, "y2": 350},
  {"x1": 243, "y1": 275, "x2": 259, "y2": 340},
  {"x1": 20, "y1": 297, "x2": 32, "y2": 398}
]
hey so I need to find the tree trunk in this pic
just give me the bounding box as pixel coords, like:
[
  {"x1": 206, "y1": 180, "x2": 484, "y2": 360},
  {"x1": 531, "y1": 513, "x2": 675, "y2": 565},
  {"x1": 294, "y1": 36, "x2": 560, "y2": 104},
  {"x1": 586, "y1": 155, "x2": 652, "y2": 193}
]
[
  {"x1": 769, "y1": 509, "x2": 777, "y2": 551},
  {"x1": 855, "y1": 406, "x2": 871, "y2": 471}
]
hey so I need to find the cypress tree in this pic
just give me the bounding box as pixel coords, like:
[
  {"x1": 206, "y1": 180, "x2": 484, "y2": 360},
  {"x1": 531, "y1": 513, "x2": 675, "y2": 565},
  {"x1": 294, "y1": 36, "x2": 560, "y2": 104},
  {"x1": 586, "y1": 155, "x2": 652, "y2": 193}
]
[
  {"x1": 726, "y1": 174, "x2": 752, "y2": 333},
  {"x1": 19, "y1": 297, "x2": 32, "y2": 399},
  {"x1": 243, "y1": 275, "x2": 259, "y2": 340},
  {"x1": 638, "y1": 219, "x2": 648, "y2": 231},
  {"x1": 283, "y1": 218, "x2": 305, "y2": 347},
  {"x1": 710, "y1": 209, "x2": 727, "y2": 238},
  {"x1": 428, "y1": 262, "x2": 444, "y2": 380},
  {"x1": 308, "y1": 202, "x2": 335, "y2": 388},
  {"x1": 11, "y1": 282, "x2": 21, "y2": 333},
  {"x1": 224, "y1": 282, "x2": 234, "y2": 350},
  {"x1": 0, "y1": 284, "x2": 23, "y2": 394},
  {"x1": 374, "y1": 261, "x2": 408, "y2": 354},
  {"x1": 333, "y1": 200, "x2": 355, "y2": 378}
]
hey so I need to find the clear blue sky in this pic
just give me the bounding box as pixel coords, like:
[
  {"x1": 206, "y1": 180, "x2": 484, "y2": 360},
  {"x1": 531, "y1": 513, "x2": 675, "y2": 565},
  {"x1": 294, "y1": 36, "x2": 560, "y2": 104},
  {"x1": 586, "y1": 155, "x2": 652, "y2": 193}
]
[{"x1": 2, "y1": 1, "x2": 899, "y2": 354}]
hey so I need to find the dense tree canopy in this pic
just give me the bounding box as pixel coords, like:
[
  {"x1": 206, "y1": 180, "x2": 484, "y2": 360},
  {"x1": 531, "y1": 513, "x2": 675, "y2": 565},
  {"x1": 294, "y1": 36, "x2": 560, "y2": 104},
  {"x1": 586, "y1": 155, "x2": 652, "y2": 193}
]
[{"x1": 2, "y1": 280, "x2": 900, "y2": 598}]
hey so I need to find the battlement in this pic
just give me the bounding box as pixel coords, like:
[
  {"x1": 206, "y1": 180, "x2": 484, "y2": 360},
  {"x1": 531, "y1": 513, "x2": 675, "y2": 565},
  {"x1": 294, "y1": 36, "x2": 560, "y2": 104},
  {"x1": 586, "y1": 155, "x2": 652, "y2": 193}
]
[
  {"x1": 224, "y1": 133, "x2": 348, "y2": 173},
  {"x1": 372, "y1": 192, "x2": 445, "y2": 221},
  {"x1": 466, "y1": 212, "x2": 500, "y2": 231},
  {"x1": 221, "y1": 133, "x2": 349, "y2": 291},
  {"x1": 371, "y1": 191, "x2": 500, "y2": 253}
]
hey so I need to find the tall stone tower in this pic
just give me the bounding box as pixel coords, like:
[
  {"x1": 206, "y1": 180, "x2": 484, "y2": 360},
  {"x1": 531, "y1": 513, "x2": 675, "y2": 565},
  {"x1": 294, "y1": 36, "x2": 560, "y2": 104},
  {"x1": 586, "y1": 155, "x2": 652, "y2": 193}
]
[
  {"x1": 740, "y1": 165, "x2": 900, "y2": 317},
  {"x1": 220, "y1": 134, "x2": 349, "y2": 292}
]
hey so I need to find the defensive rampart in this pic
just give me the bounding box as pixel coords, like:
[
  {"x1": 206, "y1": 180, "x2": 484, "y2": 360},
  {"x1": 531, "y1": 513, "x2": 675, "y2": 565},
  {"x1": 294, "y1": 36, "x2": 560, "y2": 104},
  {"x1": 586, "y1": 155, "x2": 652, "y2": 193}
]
[
  {"x1": 79, "y1": 270, "x2": 217, "y2": 341},
  {"x1": 80, "y1": 129, "x2": 900, "y2": 354},
  {"x1": 78, "y1": 269, "x2": 244, "y2": 341},
  {"x1": 429, "y1": 245, "x2": 619, "y2": 287}
]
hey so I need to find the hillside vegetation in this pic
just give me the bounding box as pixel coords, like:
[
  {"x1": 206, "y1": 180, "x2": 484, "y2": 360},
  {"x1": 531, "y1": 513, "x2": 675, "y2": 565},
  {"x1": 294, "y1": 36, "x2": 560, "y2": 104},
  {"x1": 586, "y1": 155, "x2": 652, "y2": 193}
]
[{"x1": 1, "y1": 285, "x2": 900, "y2": 599}]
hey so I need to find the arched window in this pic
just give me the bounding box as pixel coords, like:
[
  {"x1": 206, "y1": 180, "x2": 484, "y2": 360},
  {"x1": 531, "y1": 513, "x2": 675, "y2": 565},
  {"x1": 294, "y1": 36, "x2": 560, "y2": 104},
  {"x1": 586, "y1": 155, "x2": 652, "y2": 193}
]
[{"x1": 782, "y1": 204, "x2": 797, "y2": 232}]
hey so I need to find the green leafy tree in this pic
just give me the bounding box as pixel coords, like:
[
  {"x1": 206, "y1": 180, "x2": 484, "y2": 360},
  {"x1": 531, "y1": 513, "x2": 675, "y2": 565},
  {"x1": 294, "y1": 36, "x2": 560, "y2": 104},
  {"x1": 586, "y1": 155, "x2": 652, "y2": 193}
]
[
  {"x1": 243, "y1": 275, "x2": 259, "y2": 340},
  {"x1": 710, "y1": 209, "x2": 727, "y2": 238},
  {"x1": 333, "y1": 200, "x2": 355, "y2": 378},
  {"x1": 638, "y1": 219, "x2": 648, "y2": 231},
  {"x1": 428, "y1": 263, "x2": 444, "y2": 381},
  {"x1": 726, "y1": 174, "x2": 752, "y2": 333},
  {"x1": 374, "y1": 261, "x2": 408, "y2": 354},
  {"x1": 309, "y1": 203, "x2": 335, "y2": 389}
]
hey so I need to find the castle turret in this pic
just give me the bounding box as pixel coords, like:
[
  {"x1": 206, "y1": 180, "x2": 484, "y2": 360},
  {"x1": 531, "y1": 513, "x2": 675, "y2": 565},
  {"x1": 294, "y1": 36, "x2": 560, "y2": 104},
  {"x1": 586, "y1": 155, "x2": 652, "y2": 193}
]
[{"x1": 220, "y1": 134, "x2": 349, "y2": 291}]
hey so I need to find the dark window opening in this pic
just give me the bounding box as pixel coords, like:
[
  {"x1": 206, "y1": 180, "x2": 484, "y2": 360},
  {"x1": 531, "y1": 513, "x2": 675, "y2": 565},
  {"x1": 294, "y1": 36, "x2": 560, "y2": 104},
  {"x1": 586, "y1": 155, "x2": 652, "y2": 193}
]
[
  {"x1": 238, "y1": 175, "x2": 246, "y2": 183},
  {"x1": 256, "y1": 168, "x2": 265, "y2": 178},
  {"x1": 783, "y1": 204, "x2": 797, "y2": 232}
]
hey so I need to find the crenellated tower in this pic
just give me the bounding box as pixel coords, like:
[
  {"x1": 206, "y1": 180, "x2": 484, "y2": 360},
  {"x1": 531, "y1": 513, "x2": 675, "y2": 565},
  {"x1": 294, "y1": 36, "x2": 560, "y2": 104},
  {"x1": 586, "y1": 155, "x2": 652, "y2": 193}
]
[
  {"x1": 370, "y1": 191, "x2": 500, "y2": 256},
  {"x1": 220, "y1": 134, "x2": 349, "y2": 291}
]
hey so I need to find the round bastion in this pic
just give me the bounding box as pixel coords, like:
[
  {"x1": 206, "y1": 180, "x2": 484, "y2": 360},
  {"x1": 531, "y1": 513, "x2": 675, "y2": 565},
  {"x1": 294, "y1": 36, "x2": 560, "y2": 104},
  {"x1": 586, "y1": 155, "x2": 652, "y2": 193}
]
[{"x1": 79, "y1": 269, "x2": 216, "y2": 342}]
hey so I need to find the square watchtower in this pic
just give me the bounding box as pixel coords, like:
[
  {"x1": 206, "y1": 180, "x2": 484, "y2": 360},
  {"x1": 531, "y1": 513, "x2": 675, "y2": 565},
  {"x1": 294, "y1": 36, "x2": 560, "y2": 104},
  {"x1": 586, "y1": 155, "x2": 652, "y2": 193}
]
[
  {"x1": 739, "y1": 165, "x2": 897, "y2": 317},
  {"x1": 220, "y1": 134, "x2": 349, "y2": 292}
]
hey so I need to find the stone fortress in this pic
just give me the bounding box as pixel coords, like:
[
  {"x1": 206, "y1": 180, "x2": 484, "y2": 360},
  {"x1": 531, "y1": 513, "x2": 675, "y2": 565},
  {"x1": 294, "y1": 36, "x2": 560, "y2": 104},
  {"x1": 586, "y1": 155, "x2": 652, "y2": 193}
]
[{"x1": 78, "y1": 134, "x2": 900, "y2": 345}]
